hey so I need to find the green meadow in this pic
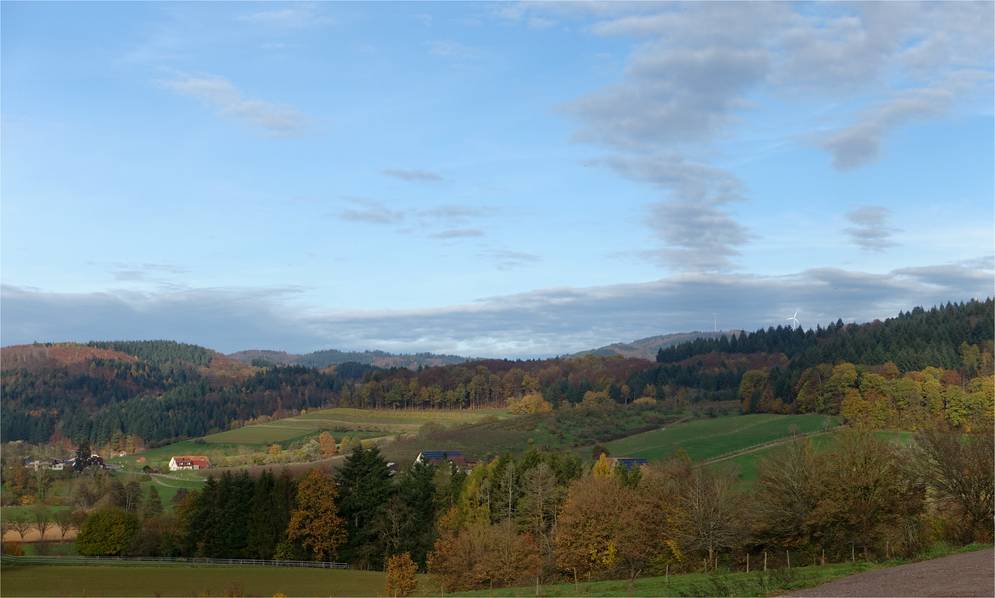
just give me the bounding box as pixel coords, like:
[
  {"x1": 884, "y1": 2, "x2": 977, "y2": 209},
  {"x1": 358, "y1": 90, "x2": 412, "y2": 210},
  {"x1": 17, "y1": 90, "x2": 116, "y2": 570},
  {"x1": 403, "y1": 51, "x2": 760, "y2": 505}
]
[
  {"x1": 709, "y1": 429, "x2": 914, "y2": 483},
  {"x1": 598, "y1": 413, "x2": 840, "y2": 462},
  {"x1": 0, "y1": 561, "x2": 393, "y2": 597}
]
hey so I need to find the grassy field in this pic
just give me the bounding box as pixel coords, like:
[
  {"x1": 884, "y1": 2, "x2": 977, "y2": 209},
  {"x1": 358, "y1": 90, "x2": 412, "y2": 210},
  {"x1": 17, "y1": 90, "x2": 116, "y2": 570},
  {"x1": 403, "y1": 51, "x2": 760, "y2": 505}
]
[
  {"x1": 204, "y1": 407, "x2": 507, "y2": 444},
  {"x1": 453, "y1": 543, "x2": 993, "y2": 597},
  {"x1": 597, "y1": 414, "x2": 840, "y2": 462},
  {"x1": 114, "y1": 471, "x2": 206, "y2": 508},
  {"x1": 380, "y1": 406, "x2": 682, "y2": 465},
  {"x1": 454, "y1": 561, "x2": 878, "y2": 596},
  {"x1": 112, "y1": 407, "x2": 509, "y2": 472},
  {"x1": 709, "y1": 429, "x2": 914, "y2": 483},
  {"x1": 0, "y1": 561, "x2": 392, "y2": 597}
]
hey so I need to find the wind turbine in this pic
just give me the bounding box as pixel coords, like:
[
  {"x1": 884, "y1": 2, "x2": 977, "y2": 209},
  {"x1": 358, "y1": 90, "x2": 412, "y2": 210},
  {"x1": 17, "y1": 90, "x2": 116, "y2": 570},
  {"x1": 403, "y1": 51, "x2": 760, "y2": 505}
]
[{"x1": 786, "y1": 310, "x2": 800, "y2": 329}]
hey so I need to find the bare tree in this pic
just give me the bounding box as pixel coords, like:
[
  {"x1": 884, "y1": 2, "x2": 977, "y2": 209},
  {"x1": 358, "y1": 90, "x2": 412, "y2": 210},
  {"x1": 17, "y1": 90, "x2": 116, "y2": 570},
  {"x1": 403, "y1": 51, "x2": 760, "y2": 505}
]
[
  {"x1": 33, "y1": 506, "x2": 53, "y2": 541},
  {"x1": 916, "y1": 428, "x2": 994, "y2": 542},
  {"x1": 675, "y1": 468, "x2": 744, "y2": 570},
  {"x1": 10, "y1": 515, "x2": 34, "y2": 541},
  {"x1": 53, "y1": 509, "x2": 76, "y2": 541}
]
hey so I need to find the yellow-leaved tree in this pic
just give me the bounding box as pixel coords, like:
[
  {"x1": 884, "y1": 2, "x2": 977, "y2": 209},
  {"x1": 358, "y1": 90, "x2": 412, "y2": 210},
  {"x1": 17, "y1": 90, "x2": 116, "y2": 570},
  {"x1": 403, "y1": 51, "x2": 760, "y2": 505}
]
[
  {"x1": 318, "y1": 431, "x2": 337, "y2": 457},
  {"x1": 385, "y1": 552, "x2": 418, "y2": 597}
]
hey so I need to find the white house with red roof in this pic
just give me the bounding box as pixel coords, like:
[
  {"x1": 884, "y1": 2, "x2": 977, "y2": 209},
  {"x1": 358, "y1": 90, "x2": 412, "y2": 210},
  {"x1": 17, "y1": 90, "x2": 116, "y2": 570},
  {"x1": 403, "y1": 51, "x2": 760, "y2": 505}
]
[{"x1": 168, "y1": 455, "x2": 211, "y2": 471}]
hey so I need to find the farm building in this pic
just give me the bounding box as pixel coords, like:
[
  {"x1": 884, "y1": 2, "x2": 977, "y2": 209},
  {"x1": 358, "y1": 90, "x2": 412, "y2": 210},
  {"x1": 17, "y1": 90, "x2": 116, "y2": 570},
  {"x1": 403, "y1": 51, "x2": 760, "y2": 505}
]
[
  {"x1": 610, "y1": 457, "x2": 649, "y2": 470},
  {"x1": 169, "y1": 455, "x2": 211, "y2": 471},
  {"x1": 415, "y1": 450, "x2": 467, "y2": 467}
]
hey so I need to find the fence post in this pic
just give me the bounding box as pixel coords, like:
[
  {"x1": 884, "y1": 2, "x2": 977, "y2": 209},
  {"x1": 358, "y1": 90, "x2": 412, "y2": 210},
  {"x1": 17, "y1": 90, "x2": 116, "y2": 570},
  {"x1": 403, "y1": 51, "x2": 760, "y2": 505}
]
[
  {"x1": 763, "y1": 551, "x2": 767, "y2": 573},
  {"x1": 746, "y1": 552, "x2": 749, "y2": 573},
  {"x1": 786, "y1": 550, "x2": 790, "y2": 570}
]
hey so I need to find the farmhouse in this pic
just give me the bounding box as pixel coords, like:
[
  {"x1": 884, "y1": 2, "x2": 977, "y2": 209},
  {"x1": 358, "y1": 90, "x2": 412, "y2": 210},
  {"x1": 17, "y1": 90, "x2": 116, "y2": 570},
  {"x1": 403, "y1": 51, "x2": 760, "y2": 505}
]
[
  {"x1": 169, "y1": 455, "x2": 211, "y2": 471},
  {"x1": 415, "y1": 450, "x2": 467, "y2": 467}
]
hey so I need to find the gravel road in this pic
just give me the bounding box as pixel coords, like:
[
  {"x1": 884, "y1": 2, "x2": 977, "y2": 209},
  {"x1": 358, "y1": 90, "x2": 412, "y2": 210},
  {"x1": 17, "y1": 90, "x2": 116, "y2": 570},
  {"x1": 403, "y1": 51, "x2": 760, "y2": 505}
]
[{"x1": 789, "y1": 548, "x2": 994, "y2": 597}]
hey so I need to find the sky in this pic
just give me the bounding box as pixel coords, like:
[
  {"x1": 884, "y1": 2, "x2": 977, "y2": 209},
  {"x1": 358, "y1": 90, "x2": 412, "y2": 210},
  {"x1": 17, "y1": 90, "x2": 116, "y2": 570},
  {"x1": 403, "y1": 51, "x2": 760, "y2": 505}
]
[{"x1": 2, "y1": 1, "x2": 993, "y2": 357}]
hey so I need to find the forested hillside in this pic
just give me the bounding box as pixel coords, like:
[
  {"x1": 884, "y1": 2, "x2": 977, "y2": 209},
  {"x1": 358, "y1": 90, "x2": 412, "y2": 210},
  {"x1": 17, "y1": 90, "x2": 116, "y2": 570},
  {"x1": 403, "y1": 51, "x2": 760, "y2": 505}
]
[
  {"x1": 2, "y1": 300, "x2": 991, "y2": 447},
  {"x1": 228, "y1": 348, "x2": 467, "y2": 369}
]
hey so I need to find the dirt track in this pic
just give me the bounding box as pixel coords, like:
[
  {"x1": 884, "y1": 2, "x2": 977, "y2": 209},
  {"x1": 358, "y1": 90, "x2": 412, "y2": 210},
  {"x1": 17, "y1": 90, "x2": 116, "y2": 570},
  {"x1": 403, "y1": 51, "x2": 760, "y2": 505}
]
[{"x1": 789, "y1": 548, "x2": 994, "y2": 597}]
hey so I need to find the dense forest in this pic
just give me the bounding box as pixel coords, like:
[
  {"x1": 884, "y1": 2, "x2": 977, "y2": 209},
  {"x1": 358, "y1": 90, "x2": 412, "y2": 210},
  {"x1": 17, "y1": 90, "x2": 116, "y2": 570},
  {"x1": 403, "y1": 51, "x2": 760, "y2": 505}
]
[{"x1": 2, "y1": 299, "x2": 991, "y2": 446}]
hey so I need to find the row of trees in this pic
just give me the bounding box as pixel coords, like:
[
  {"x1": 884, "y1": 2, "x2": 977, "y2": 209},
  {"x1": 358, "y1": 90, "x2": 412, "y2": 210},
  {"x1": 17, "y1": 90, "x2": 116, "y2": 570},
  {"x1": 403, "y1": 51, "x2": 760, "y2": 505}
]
[{"x1": 427, "y1": 429, "x2": 993, "y2": 592}]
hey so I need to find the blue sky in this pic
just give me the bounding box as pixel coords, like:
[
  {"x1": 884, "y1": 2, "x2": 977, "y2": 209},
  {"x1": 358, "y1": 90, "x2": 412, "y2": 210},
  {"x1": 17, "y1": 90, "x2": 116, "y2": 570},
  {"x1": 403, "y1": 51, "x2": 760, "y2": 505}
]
[{"x1": 2, "y1": 1, "x2": 993, "y2": 356}]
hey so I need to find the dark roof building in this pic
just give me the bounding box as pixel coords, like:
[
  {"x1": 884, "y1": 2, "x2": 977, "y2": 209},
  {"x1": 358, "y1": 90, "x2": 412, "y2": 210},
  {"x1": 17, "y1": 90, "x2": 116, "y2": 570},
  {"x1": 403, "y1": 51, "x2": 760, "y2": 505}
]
[
  {"x1": 415, "y1": 450, "x2": 467, "y2": 467},
  {"x1": 611, "y1": 457, "x2": 649, "y2": 470}
]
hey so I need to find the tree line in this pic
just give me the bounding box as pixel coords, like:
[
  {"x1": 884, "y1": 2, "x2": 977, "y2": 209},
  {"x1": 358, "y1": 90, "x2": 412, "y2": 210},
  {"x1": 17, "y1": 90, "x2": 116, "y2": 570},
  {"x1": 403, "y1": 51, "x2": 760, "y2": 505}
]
[{"x1": 65, "y1": 430, "x2": 992, "y2": 594}]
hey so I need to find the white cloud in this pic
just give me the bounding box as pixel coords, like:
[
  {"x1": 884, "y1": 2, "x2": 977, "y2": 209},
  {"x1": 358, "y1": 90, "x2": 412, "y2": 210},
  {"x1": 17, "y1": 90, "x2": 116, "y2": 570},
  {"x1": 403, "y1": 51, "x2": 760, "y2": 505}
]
[
  {"x1": 237, "y1": 4, "x2": 334, "y2": 28},
  {"x1": 844, "y1": 206, "x2": 899, "y2": 252}
]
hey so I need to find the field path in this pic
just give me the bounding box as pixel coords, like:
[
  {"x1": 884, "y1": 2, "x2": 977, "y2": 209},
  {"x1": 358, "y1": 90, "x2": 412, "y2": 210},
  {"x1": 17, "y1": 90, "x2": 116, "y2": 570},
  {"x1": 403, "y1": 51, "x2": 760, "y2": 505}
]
[
  {"x1": 699, "y1": 429, "x2": 834, "y2": 466},
  {"x1": 787, "y1": 548, "x2": 994, "y2": 597}
]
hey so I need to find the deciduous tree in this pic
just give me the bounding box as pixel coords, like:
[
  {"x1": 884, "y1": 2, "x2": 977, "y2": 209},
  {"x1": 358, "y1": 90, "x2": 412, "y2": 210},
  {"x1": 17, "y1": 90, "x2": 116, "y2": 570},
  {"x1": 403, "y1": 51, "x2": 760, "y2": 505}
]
[
  {"x1": 385, "y1": 552, "x2": 418, "y2": 597},
  {"x1": 287, "y1": 469, "x2": 346, "y2": 561}
]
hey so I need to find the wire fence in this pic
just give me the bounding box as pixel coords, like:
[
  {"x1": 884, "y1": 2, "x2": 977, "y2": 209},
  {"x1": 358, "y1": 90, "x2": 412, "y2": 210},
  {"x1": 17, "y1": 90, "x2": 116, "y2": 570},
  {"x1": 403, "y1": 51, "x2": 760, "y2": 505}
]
[{"x1": 1, "y1": 555, "x2": 351, "y2": 569}]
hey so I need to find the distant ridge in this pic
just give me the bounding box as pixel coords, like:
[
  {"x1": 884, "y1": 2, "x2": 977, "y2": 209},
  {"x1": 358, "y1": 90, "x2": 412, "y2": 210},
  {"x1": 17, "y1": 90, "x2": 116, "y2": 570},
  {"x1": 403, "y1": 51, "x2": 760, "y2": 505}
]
[
  {"x1": 228, "y1": 348, "x2": 468, "y2": 370},
  {"x1": 571, "y1": 330, "x2": 738, "y2": 361}
]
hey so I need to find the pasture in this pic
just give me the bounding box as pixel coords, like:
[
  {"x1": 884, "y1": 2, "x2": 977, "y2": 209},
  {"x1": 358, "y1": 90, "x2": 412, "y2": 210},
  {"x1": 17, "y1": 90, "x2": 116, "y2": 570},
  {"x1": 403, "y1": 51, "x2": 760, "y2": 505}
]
[
  {"x1": 0, "y1": 561, "x2": 392, "y2": 597},
  {"x1": 381, "y1": 405, "x2": 681, "y2": 465},
  {"x1": 204, "y1": 407, "x2": 506, "y2": 444},
  {"x1": 709, "y1": 429, "x2": 914, "y2": 483},
  {"x1": 597, "y1": 413, "x2": 840, "y2": 462}
]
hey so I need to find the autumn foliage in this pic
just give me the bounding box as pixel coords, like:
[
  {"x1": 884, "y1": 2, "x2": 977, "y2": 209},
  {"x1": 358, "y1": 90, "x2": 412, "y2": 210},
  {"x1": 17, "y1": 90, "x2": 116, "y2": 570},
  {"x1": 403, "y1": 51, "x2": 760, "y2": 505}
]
[
  {"x1": 287, "y1": 469, "x2": 346, "y2": 561},
  {"x1": 385, "y1": 552, "x2": 418, "y2": 597}
]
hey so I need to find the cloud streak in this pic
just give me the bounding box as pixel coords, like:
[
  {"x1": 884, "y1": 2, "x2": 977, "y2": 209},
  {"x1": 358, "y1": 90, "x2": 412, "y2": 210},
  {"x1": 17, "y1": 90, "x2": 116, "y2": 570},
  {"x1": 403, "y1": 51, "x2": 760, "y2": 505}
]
[
  {"x1": 162, "y1": 74, "x2": 310, "y2": 135},
  {"x1": 591, "y1": 154, "x2": 750, "y2": 271},
  {"x1": 382, "y1": 168, "x2": 444, "y2": 183},
  {"x1": 844, "y1": 206, "x2": 899, "y2": 252}
]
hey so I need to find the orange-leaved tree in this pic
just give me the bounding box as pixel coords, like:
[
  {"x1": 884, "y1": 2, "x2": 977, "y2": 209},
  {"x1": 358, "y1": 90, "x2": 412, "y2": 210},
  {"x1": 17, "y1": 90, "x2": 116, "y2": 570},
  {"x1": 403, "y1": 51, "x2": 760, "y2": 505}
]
[
  {"x1": 385, "y1": 552, "x2": 418, "y2": 597},
  {"x1": 287, "y1": 469, "x2": 346, "y2": 561}
]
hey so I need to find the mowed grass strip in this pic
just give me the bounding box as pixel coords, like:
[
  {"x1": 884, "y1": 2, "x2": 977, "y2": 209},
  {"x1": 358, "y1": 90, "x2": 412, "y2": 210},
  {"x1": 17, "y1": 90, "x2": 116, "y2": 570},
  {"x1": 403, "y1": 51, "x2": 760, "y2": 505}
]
[
  {"x1": 0, "y1": 563, "x2": 391, "y2": 597},
  {"x1": 601, "y1": 414, "x2": 840, "y2": 462}
]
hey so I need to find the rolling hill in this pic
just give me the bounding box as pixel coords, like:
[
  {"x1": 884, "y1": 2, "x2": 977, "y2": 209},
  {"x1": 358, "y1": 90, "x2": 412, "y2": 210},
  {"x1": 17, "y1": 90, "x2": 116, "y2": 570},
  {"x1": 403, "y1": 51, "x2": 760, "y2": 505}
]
[{"x1": 571, "y1": 330, "x2": 738, "y2": 360}]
